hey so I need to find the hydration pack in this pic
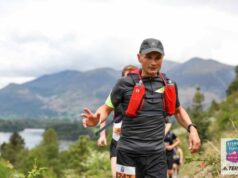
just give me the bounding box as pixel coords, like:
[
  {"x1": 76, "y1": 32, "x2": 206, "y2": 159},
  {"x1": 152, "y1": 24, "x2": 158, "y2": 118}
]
[
  {"x1": 125, "y1": 69, "x2": 177, "y2": 117},
  {"x1": 95, "y1": 69, "x2": 177, "y2": 135},
  {"x1": 125, "y1": 69, "x2": 145, "y2": 117},
  {"x1": 159, "y1": 73, "x2": 176, "y2": 116}
]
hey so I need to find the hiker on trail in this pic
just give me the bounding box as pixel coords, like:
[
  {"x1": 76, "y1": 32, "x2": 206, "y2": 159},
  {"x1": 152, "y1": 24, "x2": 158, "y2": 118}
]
[
  {"x1": 173, "y1": 145, "x2": 183, "y2": 177},
  {"x1": 81, "y1": 38, "x2": 200, "y2": 178},
  {"x1": 96, "y1": 65, "x2": 173, "y2": 178},
  {"x1": 164, "y1": 130, "x2": 180, "y2": 178},
  {"x1": 97, "y1": 64, "x2": 137, "y2": 178}
]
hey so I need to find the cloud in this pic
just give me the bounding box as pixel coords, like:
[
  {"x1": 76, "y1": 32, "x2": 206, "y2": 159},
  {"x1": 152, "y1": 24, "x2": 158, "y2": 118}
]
[
  {"x1": 0, "y1": 0, "x2": 237, "y2": 88},
  {"x1": 0, "y1": 32, "x2": 137, "y2": 76},
  {"x1": 0, "y1": 76, "x2": 35, "y2": 89},
  {"x1": 154, "y1": 0, "x2": 238, "y2": 15}
]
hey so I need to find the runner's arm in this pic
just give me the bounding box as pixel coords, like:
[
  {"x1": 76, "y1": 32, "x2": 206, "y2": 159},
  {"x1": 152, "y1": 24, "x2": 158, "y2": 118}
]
[
  {"x1": 165, "y1": 122, "x2": 172, "y2": 135},
  {"x1": 97, "y1": 104, "x2": 114, "y2": 146},
  {"x1": 174, "y1": 106, "x2": 200, "y2": 153},
  {"x1": 171, "y1": 137, "x2": 180, "y2": 149},
  {"x1": 179, "y1": 148, "x2": 184, "y2": 164}
]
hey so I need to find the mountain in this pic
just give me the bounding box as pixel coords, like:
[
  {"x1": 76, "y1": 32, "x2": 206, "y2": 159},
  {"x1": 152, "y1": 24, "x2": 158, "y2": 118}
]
[
  {"x1": 163, "y1": 57, "x2": 235, "y2": 106},
  {"x1": 161, "y1": 60, "x2": 180, "y2": 73},
  {"x1": 0, "y1": 58, "x2": 235, "y2": 119},
  {"x1": 0, "y1": 68, "x2": 120, "y2": 119},
  {"x1": 166, "y1": 57, "x2": 234, "y2": 90}
]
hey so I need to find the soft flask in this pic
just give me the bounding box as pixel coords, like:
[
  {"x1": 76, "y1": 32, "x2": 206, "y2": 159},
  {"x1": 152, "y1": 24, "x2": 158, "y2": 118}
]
[{"x1": 125, "y1": 80, "x2": 145, "y2": 117}]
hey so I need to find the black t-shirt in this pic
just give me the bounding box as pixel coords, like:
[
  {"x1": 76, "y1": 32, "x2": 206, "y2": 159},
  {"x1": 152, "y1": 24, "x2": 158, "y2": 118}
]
[{"x1": 110, "y1": 73, "x2": 180, "y2": 154}]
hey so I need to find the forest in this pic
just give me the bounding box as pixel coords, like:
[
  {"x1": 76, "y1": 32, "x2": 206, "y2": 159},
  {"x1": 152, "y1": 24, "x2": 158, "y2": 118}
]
[{"x1": 0, "y1": 66, "x2": 238, "y2": 178}]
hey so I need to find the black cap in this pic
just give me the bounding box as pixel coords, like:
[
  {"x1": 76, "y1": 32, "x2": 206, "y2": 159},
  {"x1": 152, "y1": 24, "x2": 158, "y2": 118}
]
[{"x1": 139, "y1": 38, "x2": 164, "y2": 55}]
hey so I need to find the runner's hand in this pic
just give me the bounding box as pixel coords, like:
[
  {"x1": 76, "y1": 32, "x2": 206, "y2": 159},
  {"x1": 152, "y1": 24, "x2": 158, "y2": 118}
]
[
  {"x1": 81, "y1": 107, "x2": 100, "y2": 127},
  {"x1": 97, "y1": 135, "x2": 107, "y2": 146},
  {"x1": 188, "y1": 127, "x2": 201, "y2": 153},
  {"x1": 165, "y1": 145, "x2": 173, "y2": 151}
]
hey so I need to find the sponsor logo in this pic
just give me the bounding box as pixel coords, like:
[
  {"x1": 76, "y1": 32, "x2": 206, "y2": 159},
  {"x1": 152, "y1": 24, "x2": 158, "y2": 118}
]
[
  {"x1": 226, "y1": 139, "x2": 238, "y2": 163},
  {"x1": 221, "y1": 138, "x2": 238, "y2": 175},
  {"x1": 155, "y1": 87, "x2": 165, "y2": 93},
  {"x1": 151, "y1": 41, "x2": 157, "y2": 48}
]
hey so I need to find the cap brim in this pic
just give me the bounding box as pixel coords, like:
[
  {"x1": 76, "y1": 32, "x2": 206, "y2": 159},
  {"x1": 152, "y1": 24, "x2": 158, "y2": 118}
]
[{"x1": 140, "y1": 48, "x2": 164, "y2": 55}]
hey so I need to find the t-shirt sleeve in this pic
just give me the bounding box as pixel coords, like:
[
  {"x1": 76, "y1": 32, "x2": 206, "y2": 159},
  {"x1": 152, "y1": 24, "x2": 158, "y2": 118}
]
[
  {"x1": 105, "y1": 93, "x2": 114, "y2": 109},
  {"x1": 110, "y1": 78, "x2": 124, "y2": 109}
]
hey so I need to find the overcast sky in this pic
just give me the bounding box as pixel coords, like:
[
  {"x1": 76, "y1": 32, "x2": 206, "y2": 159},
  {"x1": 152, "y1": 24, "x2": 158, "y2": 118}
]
[{"x1": 0, "y1": 0, "x2": 238, "y2": 88}]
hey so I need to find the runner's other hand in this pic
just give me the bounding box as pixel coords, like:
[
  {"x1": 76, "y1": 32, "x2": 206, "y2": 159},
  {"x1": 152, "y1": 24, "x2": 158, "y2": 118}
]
[
  {"x1": 81, "y1": 107, "x2": 100, "y2": 127},
  {"x1": 97, "y1": 135, "x2": 107, "y2": 146}
]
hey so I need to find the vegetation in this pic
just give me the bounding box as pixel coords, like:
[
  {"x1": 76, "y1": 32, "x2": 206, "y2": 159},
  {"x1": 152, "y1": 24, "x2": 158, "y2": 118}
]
[
  {"x1": 177, "y1": 65, "x2": 238, "y2": 177},
  {"x1": 0, "y1": 66, "x2": 238, "y2": 177},
  {"x1": 187, "y1": 87, "x2": 211, "y2": 143},
  {"x1": 0, "y1": 128, "x2": 111, "y2": 178},
  {"x1": 226, "y1": 65, "x2": 238, "y2": 96}
]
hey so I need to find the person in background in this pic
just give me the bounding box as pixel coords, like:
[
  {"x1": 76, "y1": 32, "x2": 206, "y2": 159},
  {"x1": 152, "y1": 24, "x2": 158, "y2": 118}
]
[
  {"x1": 172, "y1": 145, "x2": 183, "y2": 178},
  {"x1": 97, "y1": 64, "x2": 137, "y2": 178},
  {"x1": 164, "y1": 130, "x2": 180, "y2": 178},
  {"x1": 82, "y1": 38, "x2": 200, "y2": 178}
]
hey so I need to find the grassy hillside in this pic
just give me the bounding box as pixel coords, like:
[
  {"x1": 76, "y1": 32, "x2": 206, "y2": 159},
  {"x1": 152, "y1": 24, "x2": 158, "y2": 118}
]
[{"x1": 176, "y1": 87, "x2": 238, "y2": 178}]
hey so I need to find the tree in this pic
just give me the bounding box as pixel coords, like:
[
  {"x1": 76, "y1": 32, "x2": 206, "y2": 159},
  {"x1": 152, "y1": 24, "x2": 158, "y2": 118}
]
[
  {"x1": 39, "y1": 128, "x2": 62, "y2": 177},
  {"x1": 227, "y1": 65, "x2": 238, "y2": 96},
  {"x1": 15, "y1": 128, "x2": 62, "y2": 177},
  {"x1": 65, "y1": 136, "x2": 92, "y2": 172},
  {"x1": 192, "y1": 87, "x2": 205, "y2": 111},
  {"x1": 62, "y1": 135, "x2": 111, "y2": 177},
  {"x1": 41, "y1": 128, "x2": 58, "y2": 146},
  {"x1": 40, "y1": 128, "x2": 59, "y2": 160},
  {"x1": 189, "y1": 87, "x2": 210, "y2": 142},
  {"x1": 0, "y1": 132, "x2": 25, "y2": 164},
  {"x1": 10, "y1": 132, "x2": 25, "y2": 150},
  {"x1": 208, "y1": 100, "x2": 219, "y2": 113}
]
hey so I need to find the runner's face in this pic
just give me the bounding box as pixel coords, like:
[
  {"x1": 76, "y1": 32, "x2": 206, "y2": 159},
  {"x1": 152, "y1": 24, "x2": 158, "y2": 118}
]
[{"x1": 137, "y1": 52, "x2": 163, "y2": 77}]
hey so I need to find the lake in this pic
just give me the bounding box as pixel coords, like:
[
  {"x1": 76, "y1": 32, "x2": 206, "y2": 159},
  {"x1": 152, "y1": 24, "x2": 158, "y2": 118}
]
[{"x1": 0, "y1": 128, "x2": 74, "y2": 150}]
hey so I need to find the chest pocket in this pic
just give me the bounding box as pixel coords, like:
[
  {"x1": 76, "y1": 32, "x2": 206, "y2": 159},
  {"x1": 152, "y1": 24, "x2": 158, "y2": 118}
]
[
  {"x1": 140, "y1": 85, "x2": 164, "y2": 112},
  {"x1": 144, "y1": 81, "x2": 164, "y2": 104},
  {"x1": 145, "y1": 91, "x2": 163, "y2": 104}
]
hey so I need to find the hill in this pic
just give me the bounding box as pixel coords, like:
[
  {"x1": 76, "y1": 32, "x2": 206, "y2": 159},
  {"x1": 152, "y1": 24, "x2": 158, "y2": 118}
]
[
  {"x1": 164, "y1": 57, "x2": 235, "y2": 106},
  {"x1": 0, "y1": 58, "x2": 235, "y2": 119}
]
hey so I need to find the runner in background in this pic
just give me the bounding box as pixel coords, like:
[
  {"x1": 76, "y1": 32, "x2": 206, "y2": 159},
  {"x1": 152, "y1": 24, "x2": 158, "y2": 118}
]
[
  {"x1": 164, "y1": 130, "x2": 180, "y2": 178},
  {"x1": 172, "y1": 145, "x2": 183, "y2": 178},
  {"x1": 97, "y1": 65, "x2": 137, "y2": 178}
]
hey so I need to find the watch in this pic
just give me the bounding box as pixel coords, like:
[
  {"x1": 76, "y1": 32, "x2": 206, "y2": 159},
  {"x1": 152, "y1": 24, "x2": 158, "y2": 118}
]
[{"x1": 187, "y1": 123, "x2": 197, "y2": 133}]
